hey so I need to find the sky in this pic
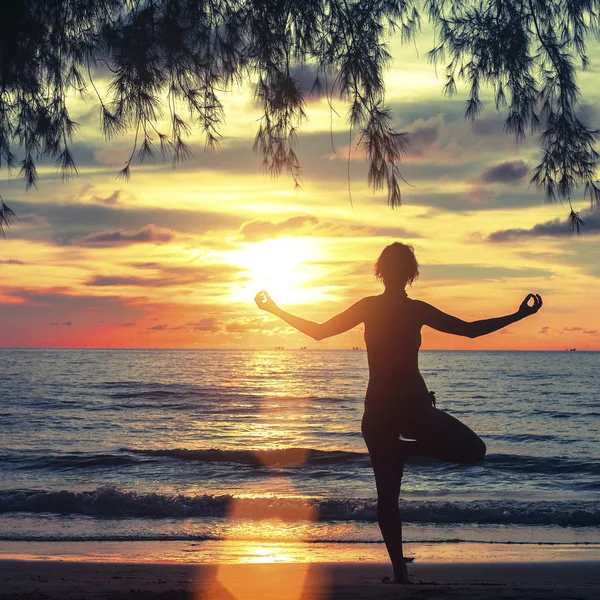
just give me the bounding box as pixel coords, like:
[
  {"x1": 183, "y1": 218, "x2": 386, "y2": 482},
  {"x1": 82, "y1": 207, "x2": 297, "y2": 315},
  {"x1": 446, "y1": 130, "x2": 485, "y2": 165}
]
[{"x1": 1, "y1": 30, "x2": 599, "y2": 350}]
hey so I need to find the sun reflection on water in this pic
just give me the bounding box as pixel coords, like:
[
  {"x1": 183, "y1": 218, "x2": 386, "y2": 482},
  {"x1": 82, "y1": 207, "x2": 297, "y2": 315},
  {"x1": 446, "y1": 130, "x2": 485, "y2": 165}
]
[{"x1": 204, "y1": 347, "x2": 327, "y2": 599}]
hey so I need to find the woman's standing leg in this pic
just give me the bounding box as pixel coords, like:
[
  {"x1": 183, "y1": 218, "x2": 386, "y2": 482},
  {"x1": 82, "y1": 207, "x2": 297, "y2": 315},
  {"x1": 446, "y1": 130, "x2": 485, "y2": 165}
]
[
  {"x1": 362, "y1": 413, "x2": 412, "y2": 583},
  {"x1": 362, "y1": 405, "x2": 485, "y2": 582}
]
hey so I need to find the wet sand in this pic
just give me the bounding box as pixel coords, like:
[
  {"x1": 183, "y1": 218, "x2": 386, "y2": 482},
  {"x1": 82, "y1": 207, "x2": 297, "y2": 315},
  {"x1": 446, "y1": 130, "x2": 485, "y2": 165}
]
[{"x1": 2, "y1": 558, "x2": 599, "y2": 599}]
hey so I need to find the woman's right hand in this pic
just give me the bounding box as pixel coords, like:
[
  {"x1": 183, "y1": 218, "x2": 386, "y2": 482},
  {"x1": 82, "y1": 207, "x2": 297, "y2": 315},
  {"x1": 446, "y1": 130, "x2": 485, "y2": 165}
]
[
  {"x1": 255, "y1": 290, "x2": 278, "y2": 314},
  {"x1": 518, "y1": 293, "x2": 543, "y2": 317}
]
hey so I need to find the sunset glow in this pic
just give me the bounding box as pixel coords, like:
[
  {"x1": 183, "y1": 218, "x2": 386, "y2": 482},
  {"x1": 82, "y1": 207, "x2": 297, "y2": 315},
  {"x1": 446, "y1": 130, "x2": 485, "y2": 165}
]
[
  {"x1": 227, "y1": 237, "x2": 326, "y2": 306},
  {"x1": 1, "y1": 37, "x2": 599, "y2": 351}
]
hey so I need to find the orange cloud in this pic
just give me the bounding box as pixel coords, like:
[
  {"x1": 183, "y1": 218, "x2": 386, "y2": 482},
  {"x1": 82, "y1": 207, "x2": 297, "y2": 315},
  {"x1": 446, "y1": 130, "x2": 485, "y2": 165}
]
[{"x1": 176, "y1": 318, "x2": 222, "y2": 332}]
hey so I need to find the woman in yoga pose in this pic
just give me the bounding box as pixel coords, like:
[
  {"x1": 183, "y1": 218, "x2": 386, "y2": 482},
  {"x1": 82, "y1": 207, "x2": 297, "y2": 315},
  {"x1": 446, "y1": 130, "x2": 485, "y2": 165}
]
[{"x1": 255, "y1": 241, "x2": 542, "y2": 583}]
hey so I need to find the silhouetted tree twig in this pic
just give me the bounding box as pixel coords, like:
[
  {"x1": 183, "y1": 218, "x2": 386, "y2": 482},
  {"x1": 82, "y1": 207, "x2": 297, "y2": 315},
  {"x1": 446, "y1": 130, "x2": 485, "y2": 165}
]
[{"x1": 0, "y1": 0, "x2": 599, "y2": 234}]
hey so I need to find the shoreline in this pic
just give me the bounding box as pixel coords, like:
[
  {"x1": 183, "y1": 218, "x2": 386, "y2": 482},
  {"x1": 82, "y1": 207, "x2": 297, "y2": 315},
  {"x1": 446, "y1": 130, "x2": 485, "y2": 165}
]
[
  {"x1": 2, "y1": 540, "x2": 599, "y2": 564},
  {"x1": 2, "y1": 557, "x2": 600, "y2": 599}
]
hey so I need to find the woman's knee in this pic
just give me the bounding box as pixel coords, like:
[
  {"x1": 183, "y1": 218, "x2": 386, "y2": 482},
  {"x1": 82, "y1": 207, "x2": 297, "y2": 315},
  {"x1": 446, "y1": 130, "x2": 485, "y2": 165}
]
[
  {"x1": 466, "y1": 436, "x2": 486, "y2": 464},
  {"x1": 450, "y1": 434, "x2": 486, "y2": 465},
  {"x1": 476, "y1": 437, "x2": 487, "y2": 462},
  {"x1": 436, "y1": 411, "x2": 486, "y2": 464}
]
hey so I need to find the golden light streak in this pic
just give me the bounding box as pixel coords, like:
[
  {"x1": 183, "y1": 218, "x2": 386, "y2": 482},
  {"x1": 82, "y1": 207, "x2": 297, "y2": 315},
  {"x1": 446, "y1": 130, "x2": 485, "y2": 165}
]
[{"x1": 204, "y1": 562, "x2": 323, "y2": 600}]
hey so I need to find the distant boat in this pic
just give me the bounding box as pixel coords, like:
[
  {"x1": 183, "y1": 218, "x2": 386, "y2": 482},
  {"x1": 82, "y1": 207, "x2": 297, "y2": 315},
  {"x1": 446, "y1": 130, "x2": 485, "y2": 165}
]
[{"x1": 568, "y1": 348, "x2": 577, "y2": 352}]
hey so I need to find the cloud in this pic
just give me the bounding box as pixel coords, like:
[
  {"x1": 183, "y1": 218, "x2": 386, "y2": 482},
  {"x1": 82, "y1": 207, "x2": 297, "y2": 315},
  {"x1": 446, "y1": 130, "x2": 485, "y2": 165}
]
[
  {"x1": 226, "y1": 322, "x2": 253, "y2": 332},
  {"x1": 366, "y1": 225, "x2": 421, "y2": 238},
  {"x1": 8, "y1": 200, "x2": 243, "y2": 241},
  {"x1": 0, "y1": 285, "x2": 195, "y2": 347},
  {"x1": 420, "y1": 264, "x2": 553, "y2": 281},
  {"x1": 128, "y1": 262, "x2": 162, "y2": 269},
  {"x1": 148, "y1": 324, "x2": 167, "y2": 331},
  {"x1": 0, "y1": 259, "x2": 26, "y2": 265},
  {"x1": 2, "y1": 287, "x2": 150, "y2": 315},
  {"x1": 472, "y1": 102, "x2": 594, "y2": 139},
  {"x1": 238, "y1": 214, "x2": 419, "y2": 242},
  {"x1": 240, "y1": 215, "x2": 319, "y2": 241},
  {"x1": 73, "y1": 224, "x2": 175, "y2": 247},
  {"x1": 331, "y1": 116, "x2": 445, "y2": 165},
  {"x1": 288, "y1": 65, "x2": 340, "y2": 101},
  {"x1": 383, "y1": 109, "x2": 535, "y2": 170},
  {"x1": 478, "y1": 160, "x2": 528, "y2": 184},
  {"x1": 460, "y1": 186, "x2": 498, "y2": 205},
  {"x1": 539, "y1": 326, "x2": 550, "y2": 334},
  {"x1": 6, "y1": 287, "x2": 75, "y2": 306},
  {"x1": 93, "y1": 147, "x2": 132, "y2": 167},
  {"x1": 91, "y1": 190, "x2": 122, "y2": 206},
  {"x1": 122, "y1": 322, "x2": 136, "y2": 327},
  {"x1": 225, "y1": 317, "x2": 277, "y2": 333},
  {"x1": 560, "y1": 327, "x2": 597, "y2": 336},
  {"x1": 315, "y1": 220, "x2": 418, "y2": 239},
  {"x1": 470, "y1": 115, "x2": 506, "y2": 136},
  {"x1": 179, "y1": 318, "x2": 221, "y2": 332},
  {"x1": 406, "y1": 117, "x2": 443, "y2": 156},
  {"x1": 50, "y1": 321, "x2": 72, "y2": 326},
  {"x1": 87, "y1": 275, "x2": 158, "y2": 287},
  {"x1": 12, "y1": 95, "x2": 547, "y2": 199},
  {"x1": 487, "y1": 209, "x2": 600, "y2": 242},
  {"x1": 12, "y1": 213, "x2": 51, "y2": 227},
  {"x1": 86, "y1": 262, "x2": 244, "y2": 288},
  {"x1": 391, "y1": 99, "x2": 467, "y2": 127}
]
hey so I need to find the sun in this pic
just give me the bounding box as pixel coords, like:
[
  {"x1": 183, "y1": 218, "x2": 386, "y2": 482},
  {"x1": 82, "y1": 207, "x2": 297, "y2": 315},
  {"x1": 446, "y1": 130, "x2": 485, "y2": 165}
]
[{"x1": 227, "y1": 237, "x2": 326, "y2": 305}]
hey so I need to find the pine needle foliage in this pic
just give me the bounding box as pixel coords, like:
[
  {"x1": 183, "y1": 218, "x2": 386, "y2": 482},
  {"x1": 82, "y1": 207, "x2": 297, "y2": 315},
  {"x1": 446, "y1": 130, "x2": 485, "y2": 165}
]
[
  {"x1": 0, "y1": 196, "x2": 17, "y2": 237},
  {"x1": 0, "y1": 0, "x2": 599, "y2": 233}
]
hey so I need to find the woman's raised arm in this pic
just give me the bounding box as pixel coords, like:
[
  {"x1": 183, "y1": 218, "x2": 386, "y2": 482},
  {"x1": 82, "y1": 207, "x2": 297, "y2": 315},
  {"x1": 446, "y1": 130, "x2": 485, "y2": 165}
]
[
  {"x1": 416, "y1": 294, "x2": 543, "y2": 338},
  {"x1": 255, "y1": 290, "x2": 367, "y2": 341}
]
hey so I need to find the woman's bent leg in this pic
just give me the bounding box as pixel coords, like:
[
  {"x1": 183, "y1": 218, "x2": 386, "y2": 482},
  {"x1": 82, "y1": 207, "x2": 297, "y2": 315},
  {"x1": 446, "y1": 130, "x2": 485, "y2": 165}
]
[{"x1": 403, "y1": 407, "x2": 486, "y2": 464}]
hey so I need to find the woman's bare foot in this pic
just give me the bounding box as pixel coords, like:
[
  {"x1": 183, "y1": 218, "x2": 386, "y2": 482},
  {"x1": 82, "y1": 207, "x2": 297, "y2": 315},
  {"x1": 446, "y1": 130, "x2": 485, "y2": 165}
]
[
  {"x1": 381, "y1": 559, "x2": 412, "y2": 584},
  {"x1": 381, "y1": 576, "x2": 412, "y2": 584}
]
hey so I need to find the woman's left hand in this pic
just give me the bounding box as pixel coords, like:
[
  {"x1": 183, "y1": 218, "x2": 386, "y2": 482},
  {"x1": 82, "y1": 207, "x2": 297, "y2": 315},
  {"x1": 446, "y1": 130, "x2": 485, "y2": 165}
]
[
  {"x1": 518, "y1": 293, "x2": 543, "y2": 317},
  {"x1": 255, "y1": 290, "x2": 278, "y2": 313}
]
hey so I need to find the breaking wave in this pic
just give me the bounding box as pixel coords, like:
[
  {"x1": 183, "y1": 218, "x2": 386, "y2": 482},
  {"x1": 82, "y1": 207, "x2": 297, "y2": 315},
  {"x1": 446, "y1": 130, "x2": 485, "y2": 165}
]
[{"x1": 1, "y1": 487, "x2": 598, "y2": 526}]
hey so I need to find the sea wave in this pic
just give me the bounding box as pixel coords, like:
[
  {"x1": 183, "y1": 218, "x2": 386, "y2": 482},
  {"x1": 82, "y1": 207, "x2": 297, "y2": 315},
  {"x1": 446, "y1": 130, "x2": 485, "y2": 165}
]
[
  {"x1": 15, "y1": 453, "x2": 143, "y2": 471},
  {"x1": 126, "y1": 447, "x2": 368, "y2": 468},
  {"x1": 483, "y1": 453, "x2": 600, "y2": 476},
  {"x1": 1, "y1": 487, "x2": 598, "y2": 525},
  {"x1": 104, "y1": 385, "x2": 346, "y2": 404},
  {"x1": 125, "y1": 448, "x2": 600, "y2": 477},
  {"x1": 3, "y1": 447, "x2": 600, "y2": 479}
]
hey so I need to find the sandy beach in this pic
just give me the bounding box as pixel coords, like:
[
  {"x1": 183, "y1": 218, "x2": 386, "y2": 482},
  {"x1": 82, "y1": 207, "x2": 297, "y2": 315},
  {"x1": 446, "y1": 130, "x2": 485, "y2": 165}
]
[{"x1": 2, "y1": 557, "x2": 600, "y2": 600}]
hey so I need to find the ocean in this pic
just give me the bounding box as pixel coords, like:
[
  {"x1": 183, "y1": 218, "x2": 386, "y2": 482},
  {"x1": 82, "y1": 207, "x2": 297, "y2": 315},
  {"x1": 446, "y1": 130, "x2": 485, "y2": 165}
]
[{"x1": 1, "y1": 348, "x2": 599, "y2": 563}]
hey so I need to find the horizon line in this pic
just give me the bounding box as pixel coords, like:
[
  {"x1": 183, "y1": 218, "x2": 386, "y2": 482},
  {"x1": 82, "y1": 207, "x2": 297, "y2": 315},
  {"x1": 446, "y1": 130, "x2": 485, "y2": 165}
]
[{"x1": 0, "y1": 347, "x2": 596, "y2": 352}]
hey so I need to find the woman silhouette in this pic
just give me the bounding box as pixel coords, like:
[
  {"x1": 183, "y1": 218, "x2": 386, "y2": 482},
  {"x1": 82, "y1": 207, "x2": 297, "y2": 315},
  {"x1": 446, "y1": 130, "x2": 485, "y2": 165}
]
[{"x1": 255, "y1": 242, "x2": 542, "y2": 583}]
